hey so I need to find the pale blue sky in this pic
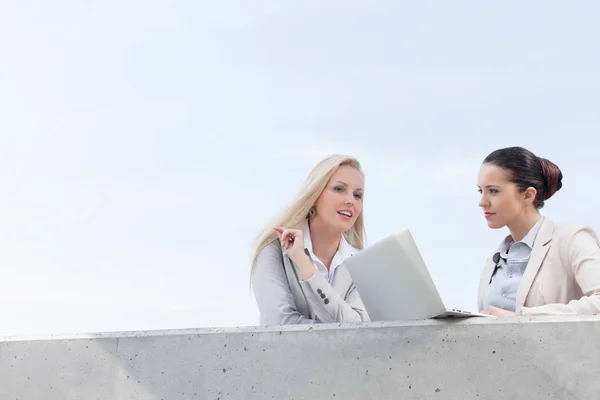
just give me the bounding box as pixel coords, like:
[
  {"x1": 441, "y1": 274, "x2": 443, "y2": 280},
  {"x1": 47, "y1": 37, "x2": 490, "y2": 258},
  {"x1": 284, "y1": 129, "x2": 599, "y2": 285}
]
[{"x1": 1, "y1": 1, "x2": 599, "y2": 334}]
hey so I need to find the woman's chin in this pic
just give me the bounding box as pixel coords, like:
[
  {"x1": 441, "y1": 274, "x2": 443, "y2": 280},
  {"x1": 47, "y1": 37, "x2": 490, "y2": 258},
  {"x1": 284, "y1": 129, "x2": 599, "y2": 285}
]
[
  {"x1": 486, "y1": 219, "x2": 505, "y2": 229},
  {"x1": 333, "y1": 219, "x2": 354, "y2": 233}
]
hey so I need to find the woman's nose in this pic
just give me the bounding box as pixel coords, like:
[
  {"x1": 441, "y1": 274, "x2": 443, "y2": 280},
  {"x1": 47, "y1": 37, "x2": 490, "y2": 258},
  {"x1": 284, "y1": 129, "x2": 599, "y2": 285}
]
[{"x1": 478, "y1": 195, "x2": 487, "y2": 208}]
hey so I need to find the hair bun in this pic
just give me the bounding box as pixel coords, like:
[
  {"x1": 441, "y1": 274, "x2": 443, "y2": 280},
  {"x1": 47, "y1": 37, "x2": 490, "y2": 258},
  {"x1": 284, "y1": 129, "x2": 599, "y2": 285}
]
[{"x1": 538, "y1": 157, "x2": 563, "y2": 200}]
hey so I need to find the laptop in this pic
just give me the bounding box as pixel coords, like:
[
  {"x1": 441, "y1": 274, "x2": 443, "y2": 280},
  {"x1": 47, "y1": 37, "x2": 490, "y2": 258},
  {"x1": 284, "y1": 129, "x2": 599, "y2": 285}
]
[{"x1": 344, "y1": 229, "x2": 491, "y2": 321}]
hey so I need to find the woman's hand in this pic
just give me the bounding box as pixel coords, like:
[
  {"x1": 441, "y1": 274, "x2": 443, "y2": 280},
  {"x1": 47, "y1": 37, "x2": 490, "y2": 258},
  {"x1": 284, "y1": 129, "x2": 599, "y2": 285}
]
[
  {"x1": 481, "y1": 306, "x2": 521, "y2": 316},
  {"x1": 273, "y1": 227, "x2": 307, "y2": 263},
  {"x1": 273, "y1": 227, "x2": 314, "y2": 280}
]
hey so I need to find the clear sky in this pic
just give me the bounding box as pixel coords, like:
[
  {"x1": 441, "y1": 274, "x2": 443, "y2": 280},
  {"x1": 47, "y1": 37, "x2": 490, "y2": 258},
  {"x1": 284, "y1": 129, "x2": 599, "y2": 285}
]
[{"x1": 1, "y1": 1, "x2": 599, "y2": 334}]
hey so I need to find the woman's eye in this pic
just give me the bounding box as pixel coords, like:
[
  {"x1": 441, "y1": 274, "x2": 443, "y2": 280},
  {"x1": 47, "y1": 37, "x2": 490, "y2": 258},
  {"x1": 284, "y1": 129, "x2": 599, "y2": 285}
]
[
  {"x1": 354, "y1": 193, "x2": 362, "y2": 200},
  {"x1": 334, "y1": 186, "x2": 343, "y2": 192}
]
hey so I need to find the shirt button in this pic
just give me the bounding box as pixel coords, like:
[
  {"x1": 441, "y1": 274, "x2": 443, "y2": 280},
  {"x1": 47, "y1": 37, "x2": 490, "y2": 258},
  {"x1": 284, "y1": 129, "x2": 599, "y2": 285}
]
[{"x1": 502, "y1": 293, "x2": 507, "y2": 297}]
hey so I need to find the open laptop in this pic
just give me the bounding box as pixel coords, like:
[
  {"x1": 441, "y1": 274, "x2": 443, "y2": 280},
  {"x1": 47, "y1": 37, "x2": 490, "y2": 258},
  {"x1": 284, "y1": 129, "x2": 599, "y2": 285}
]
[{"x1": 345, "y1": 229, "x2": 491, "y2": 321}]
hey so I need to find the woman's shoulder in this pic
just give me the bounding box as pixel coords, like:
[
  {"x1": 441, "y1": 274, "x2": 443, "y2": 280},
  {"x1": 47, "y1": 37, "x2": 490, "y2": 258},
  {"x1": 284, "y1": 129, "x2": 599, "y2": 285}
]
[
  {"x1": 255, "y1": 239, "x2": 284, "y2": 264},
  {"x1": 549, "y1": 220, "x2": 600, "y2": 260},
  {"x1": 552, "y1": 220, "x2": 599, "y2": 241}
]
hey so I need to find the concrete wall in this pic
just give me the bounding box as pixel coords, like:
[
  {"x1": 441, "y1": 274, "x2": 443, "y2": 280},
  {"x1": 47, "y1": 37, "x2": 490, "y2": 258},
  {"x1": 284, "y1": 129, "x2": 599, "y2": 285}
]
[{"x1": 1, "y1": 315, "x2": 599, "y2": 399}]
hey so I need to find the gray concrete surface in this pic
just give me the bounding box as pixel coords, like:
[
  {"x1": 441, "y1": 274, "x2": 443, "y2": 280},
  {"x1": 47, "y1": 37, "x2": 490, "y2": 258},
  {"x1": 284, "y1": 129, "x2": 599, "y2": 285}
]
[{"x1": 1, "y1": 315, "x2": 599, "y2": 400}]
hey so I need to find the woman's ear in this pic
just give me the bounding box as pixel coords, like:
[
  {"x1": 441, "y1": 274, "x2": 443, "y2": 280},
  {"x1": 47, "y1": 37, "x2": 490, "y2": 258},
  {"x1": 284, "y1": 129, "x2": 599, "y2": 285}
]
[{"x1": 523, "y1": 186, "x2": 537, "y2": 205}]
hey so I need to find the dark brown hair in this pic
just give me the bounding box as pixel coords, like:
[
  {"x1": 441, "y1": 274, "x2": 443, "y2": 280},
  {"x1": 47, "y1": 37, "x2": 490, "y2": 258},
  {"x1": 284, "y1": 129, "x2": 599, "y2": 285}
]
[{"x1": 483, "y1": 146, "x2": 563, "y2": 209}]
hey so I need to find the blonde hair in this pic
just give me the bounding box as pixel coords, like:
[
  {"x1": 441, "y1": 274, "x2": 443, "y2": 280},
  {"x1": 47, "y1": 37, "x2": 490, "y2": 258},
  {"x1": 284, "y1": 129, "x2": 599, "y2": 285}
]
[{"x1": 250, "y1": 154, "x2": 366, "y2": 276}]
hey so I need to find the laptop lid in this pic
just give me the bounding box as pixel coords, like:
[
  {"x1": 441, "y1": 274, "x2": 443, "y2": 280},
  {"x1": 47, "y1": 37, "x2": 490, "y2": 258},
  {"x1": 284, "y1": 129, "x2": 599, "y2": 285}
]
[{"x1": 345, "y1": 229, "x2": 448, "y2": 321}]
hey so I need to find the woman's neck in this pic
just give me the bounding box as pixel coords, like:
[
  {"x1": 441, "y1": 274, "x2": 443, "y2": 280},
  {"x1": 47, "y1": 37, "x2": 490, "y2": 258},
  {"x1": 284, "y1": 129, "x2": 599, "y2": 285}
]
[
  {"x1": 508, "y1": 210, "x2": 541, "y2": 242},
  {"x1": 309, "y1": 219, "x2": 341, "y2": 269}
]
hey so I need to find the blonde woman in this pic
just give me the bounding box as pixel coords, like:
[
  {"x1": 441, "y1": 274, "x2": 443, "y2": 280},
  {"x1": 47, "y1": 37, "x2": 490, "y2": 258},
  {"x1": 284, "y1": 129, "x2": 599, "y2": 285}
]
[{"x1": 250, "y1": 155, "x2": 370, "y2": 325}]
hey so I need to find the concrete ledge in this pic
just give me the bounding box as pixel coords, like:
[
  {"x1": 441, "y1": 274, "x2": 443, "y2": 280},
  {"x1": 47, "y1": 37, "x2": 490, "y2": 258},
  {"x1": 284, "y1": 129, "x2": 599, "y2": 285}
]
[{"x1": 1, "y1": 316, "x2": 599, "y2": 399}]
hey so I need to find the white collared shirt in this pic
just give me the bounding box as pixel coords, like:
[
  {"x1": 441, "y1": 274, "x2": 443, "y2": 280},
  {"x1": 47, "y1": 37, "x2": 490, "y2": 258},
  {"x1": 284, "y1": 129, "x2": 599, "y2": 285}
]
[{"x1": 303, "y1": 223, "x2": 358, "y2": 284}]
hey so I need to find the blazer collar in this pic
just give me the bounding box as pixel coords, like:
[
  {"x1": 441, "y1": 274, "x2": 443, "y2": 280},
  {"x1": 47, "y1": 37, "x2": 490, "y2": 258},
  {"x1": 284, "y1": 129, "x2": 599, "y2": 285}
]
[{"x1": 515, "y1": 217, "x2": 555, "y2": 311}]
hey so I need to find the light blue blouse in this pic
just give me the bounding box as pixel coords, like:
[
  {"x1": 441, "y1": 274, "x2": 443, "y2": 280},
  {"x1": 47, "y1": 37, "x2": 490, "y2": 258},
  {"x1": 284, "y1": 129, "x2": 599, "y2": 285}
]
[{"x1": 482, "y1": 217, "x2": 544, "y2": 311}]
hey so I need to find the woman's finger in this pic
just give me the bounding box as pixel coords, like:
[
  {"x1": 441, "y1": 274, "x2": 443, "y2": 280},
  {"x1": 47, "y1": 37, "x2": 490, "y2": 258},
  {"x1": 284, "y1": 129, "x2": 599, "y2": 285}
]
[
  {"x1": 273, "y1": 227, "x2": 303, "y2": 251},
  {"x1": 285, "y1": 229, "x2": 300, "y2": 240}
]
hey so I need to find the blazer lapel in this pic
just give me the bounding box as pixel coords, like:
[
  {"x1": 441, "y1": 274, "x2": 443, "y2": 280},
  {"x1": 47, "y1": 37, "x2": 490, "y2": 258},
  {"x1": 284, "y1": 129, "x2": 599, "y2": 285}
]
[
  {"x1": 284, "y1": 253, "x2": 313, "y2": 318},
  {"x1": 515, "y1": 218, "x2": 555, "y2": 311}
]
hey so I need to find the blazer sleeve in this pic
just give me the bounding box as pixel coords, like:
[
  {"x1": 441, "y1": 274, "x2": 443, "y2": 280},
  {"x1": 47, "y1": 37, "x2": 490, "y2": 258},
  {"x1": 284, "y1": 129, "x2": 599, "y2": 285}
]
[
  {"x1": 251, "y1": 242, "x2": 318, "y2": 325},
  {"x1": 522, "y1": 225, "x2": 600, "y2": 316},
  {"x1": 299, "y1": 266, "x2": 370, "y2": 323}
]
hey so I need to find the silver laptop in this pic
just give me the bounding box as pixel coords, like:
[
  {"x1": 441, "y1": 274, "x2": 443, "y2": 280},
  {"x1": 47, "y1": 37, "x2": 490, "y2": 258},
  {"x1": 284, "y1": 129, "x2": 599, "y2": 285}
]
[{"x1": 345, "y1": 229, "x2": 491, "y2": 321}]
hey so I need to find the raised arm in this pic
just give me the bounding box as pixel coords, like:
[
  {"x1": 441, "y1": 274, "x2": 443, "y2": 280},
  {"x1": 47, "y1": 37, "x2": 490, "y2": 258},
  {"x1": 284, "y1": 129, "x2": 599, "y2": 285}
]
[
  {"x1": 252, "y1": 241, "x2": 318, "y2": 325},
  {"x1": 272, "y1": 227, "x2": 369, "y2": 323}
]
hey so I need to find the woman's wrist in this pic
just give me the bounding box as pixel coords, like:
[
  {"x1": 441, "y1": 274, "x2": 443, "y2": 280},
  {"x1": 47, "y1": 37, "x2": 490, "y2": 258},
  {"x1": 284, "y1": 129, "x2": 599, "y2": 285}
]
[{"x1": 293, "y1": 254, "x2": 315, "y2": 281}]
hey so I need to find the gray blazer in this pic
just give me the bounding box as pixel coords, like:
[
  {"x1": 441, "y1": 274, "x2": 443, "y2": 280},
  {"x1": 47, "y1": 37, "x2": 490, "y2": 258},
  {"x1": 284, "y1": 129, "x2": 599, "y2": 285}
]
[{"x1": 251, "y1": 240, "x2": 370, "y2": 325}]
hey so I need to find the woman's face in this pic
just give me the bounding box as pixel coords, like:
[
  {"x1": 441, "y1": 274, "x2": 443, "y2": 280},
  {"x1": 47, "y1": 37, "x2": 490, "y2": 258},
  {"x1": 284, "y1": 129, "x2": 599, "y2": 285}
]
[
  {"x1": 313, "y1": 165, "x2": 364, "y2": 233},
  {"x1": 477, "y1": 163, "x2": 532, "y2": 229}
]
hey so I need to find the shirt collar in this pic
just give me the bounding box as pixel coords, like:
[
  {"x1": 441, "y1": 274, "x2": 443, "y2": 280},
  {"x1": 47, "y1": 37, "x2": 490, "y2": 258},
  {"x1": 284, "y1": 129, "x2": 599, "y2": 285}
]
[
  {"x1": 521, "y1": 216, "x2": 544, "y2": 248},
  {"x1": 302, "y1": 222, "x2": 358, "y2": 261},
  {"x1": 497, "y1": 216, "x2": 545, "y2": 254}
]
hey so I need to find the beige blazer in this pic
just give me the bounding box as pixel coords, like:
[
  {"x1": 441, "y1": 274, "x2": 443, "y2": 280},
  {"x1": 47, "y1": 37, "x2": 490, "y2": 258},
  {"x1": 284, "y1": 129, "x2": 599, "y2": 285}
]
[
  {"x1": 251, "y1": 241, "x2": 369, "y2": 325},
  {"x1": 478, "y1": 217, "x2": 600, "y2": 315}
]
